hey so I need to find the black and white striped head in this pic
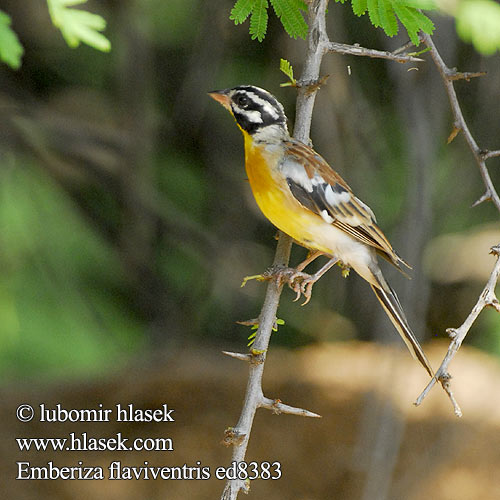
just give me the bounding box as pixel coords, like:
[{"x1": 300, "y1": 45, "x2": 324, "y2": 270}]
[{"x1": 209, "y1": 85, "x2": 289, "y2": 138}]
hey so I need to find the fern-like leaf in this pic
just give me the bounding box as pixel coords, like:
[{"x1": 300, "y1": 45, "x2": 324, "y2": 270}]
[
  {"x1": 230, "y1": 0, "x2": 255, "y2": 24},
  {"x1": 47, "y1": 0, "x2": 111, "y2": 52},
  {"x1": 352, "y1": 0, "x2": 368, "y2": 16},
  {"x1": 393, "y1": 3, "x2": 434, "y2": 45},
  {"x1": 271, "y1": 0, "x2": 308, "y2": 39},
  {"x1": 279, "y1": 57, "x2": 296, "y2": 85},
  {"x1": 378, "y1": 0, "x2": 398, "y2": 36},
  {"x1": 249, "y1": 0, "x2": 268, "y2": 41},
  {"x1": 367, "y1": 0, "x2": 381, "y2": 27},
  {"x1": 356, "y1": 0, "x2": 435, "y2": 46}
]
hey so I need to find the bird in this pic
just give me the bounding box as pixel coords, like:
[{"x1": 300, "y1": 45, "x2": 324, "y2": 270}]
[{"x1": 209, "y1": 85, "x2": 434, "y2": 378}]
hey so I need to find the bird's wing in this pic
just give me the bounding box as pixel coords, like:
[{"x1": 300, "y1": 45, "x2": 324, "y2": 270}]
[{"x1": 281, "y1": 139, "x2": 408, "y2": 269}]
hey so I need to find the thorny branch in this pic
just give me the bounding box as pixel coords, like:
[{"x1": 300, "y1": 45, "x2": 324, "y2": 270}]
[
  {"x1": 421, "y1": 34, "x2": 500, "y2": 212},
  {"x1": 220, "y1": 1, "x2": 432, "y2": 498},
  {"x1": 414, "y1": 34, "x2": 500, "y2": 415},
  {"x1": 415, "y1": 246, "x2": 500, "y2": 416},
  {"x1": 220, "y1": 2, "x2": 330, "y2": 497},
  {"x1": 326, "y1": 41, "x2": 424, "y2": 63}
]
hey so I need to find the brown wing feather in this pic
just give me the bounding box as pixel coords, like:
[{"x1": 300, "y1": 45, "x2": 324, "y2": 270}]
[{"x1": 283, "y1": 139, "x2": 408, "y2": 269}]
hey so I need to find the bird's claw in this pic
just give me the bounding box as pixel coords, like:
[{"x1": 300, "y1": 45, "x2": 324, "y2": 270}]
[
  {"x1": 265, "y1": 266, "x2": 318, "y2": 305},
  {"x1": 242, "y1": 265, "x2": 322, "y2": 305}
]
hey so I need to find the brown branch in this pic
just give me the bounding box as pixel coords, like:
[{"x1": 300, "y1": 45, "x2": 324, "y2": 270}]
[
  {"x1": 415, "y1": 35, "x2": 500, "y2": 413},
  {"x1": 326, "y1": 41, "x2": 424, "y2": 63},
  {"x1": 415, "y1": 246, "x2": 500, "y2": 416},
  {"x1": 447, "y1": 70, "x2": 487, "y2": 81},
  {"x1": 220, "y1": 10, "x2": 437, "y2": 500},
  {"x1": 422, "y1": 34, "x2": 500, "y2": 212},
  {"x1": 220, "y1": 2, "x2": 331, "y2": 499}
]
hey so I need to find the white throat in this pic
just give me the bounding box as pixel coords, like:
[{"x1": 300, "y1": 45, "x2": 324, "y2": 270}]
[{"x1": 252, "y1": 124, "x2": 289, "y2": 144}]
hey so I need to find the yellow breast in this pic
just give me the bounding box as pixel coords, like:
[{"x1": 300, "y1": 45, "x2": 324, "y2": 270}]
[{"x1": 243, "y1": 134, "x2": 331, "y2": 254}]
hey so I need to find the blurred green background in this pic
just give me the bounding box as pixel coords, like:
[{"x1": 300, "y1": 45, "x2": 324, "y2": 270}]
[
  {"x1": 2, "y1": 2, "x2": 500, "y2": 500},
  {"x1": 0, "y1": 0, "x2": 499, "y2": 380}
]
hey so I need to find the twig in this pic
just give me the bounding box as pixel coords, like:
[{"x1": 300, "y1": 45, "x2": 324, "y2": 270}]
[
  {"x1": 414, "y1": 34, "x2": 500, "y2": 412},
  {"x1": 422, "y1": 34, "x2": 500, "y2": 212},
  {"x1": 482, "y1": 150, "x2": 500, "y2": 161},
  {"x1": 415, "y1": 246, "x2": 500, "y2": 416},
  {"x1": 447, "y1": 70, "x2": 486, "y2": 81},
  {"x1": 326, "y1": 41, "x2": 424, "y2": 63},
  {"x1": 222, "y1": 351, "x2": 253, "y2": 363},
  {"x1": 220, "y1": 2, "x2": 330, "y2": 499},
  {"x1": 260, "y1": 397, "x2": 322, "y2": 418}
]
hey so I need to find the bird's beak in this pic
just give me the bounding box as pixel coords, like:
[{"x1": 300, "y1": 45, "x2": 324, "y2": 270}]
[{"x1": 208, "y1": 90, "x2": 231, "y2": 111}]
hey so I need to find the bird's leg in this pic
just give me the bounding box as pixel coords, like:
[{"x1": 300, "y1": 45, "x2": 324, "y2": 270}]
[
  {"x1": 241, "y1": 251, "x2": 340, "y2": 305},
  {"x1": 240, "y1": 250, "x2": 324, "y2": 288},
  {"x1": 295, "y1": 250, "x2": 325, "y2": 272},
  {"x1": 293, "y1": 257, "x2": 339, "y2": 305},
  {"x1": 271, "y1": 255, "x2": 339, "y2": 305}
]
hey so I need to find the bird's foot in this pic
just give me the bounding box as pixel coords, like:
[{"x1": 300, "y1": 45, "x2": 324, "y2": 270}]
[
  {"x1": 242, "y1": 257, "x2": 343, "y2": 306},
  {"x1": 263, "y1": 265, "x2": 319, "y2": 305}
]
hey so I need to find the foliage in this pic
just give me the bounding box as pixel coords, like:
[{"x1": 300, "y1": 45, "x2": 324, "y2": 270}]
[
  {"x1": 455, "y1": 0, "x2": 500, "y2": 55},
  {"x1": 230, "y1": 0, "x2": 308, "y2": 41},
  {"x1": 247, "y1": 319, "x2": 285, "y2": 346},
  {"x1": 0, "y1": 163, "x2": 143, "y2": 379},
  {"x1": 0, "y1": 0, "x2": 110, "y2": 70},
  {"x1": 0, "y1": 10, "x2": 23, "y2": 69},
  {"x1": 409, "y1": 0, "x2": 500, "y2": 54},
  {"x1": 47, "y1": 0, "x2": 111, "y2": 52},
  {"x1": 230, "y1": 0, "x2": 500, "y2": 55},
  {"x1": 348, "y1": 0, "x2": 435, "y2": 45},
  {"x1": 279, "y1": 58, "x2": 296, "y2": 86}
]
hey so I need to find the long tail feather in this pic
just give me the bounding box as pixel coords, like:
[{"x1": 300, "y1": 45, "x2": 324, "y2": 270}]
[{"x1": 370, "y1": 284, "x2": 434, "y2": 378}]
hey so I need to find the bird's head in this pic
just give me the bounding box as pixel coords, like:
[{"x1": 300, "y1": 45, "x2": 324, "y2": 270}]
[{"x1": 209, "y1": 85, "x2": 289, "y2": 141}]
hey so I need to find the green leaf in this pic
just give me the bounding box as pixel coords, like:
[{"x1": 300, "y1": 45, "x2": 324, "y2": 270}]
[
  {"x1": 230, "y1": 0, "x2": 308, "y2": 41},
  {"x1": 270, "y1": 0, "x2": 308, "y2": 39},
  {"x1": 293, "y1": 0, "x2": 309, "y2": 10},
  {"x1": 0, "y1": 10, "x2": 24, "y2": 69},
  {"x1": 393, "y1": 4, "x2": 434, "y2": 45},
  {"x1": 367, "y1": 0, "x2": 381, "y2": 27},
  {"x1": 279, "y1": 57, "x2": 296, "y2": 85},
  {"x1": 456, "y1": 0, "x2": 500, "y2": 55},
  {"x1": 352, "y1": 0, "x2": 368, "y2": 16},
  {"x1": 230, "y1": 0, "x2": 255, "y2": 24},
  {"x1": 47, "y1": 0, "x2": 111, "y2": 52},
  {"x1": 378, "y1": 0, "x2": 398, "y2": 36},
  {"x1": 403, "y1": 0, "x2": 437, "y2": 9},
  {"x1": 250, "y1": 0, "x2": 268, "y2": 41}
]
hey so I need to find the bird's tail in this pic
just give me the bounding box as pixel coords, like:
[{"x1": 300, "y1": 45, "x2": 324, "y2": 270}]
[{"x1": 370, "y1": 283, "x2": 434, "y2": 378}]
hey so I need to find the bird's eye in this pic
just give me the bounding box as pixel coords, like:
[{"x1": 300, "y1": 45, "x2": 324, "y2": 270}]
[{"x1": 235, "y1": 94, "x2": 250, "y2": 108}]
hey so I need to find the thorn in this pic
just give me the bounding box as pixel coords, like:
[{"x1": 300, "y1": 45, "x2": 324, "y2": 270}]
[
  {"x1": 447, "y1": 125, "x2": 461, "y2": 144},
  {"x1": 236, "y1": 318, "x2": 259, "y2": 327},
  {"x1": 393, "y1": 39, "x2": 416, "y2": 55},
  {"x1": 222, "y1": 351, "x2": 252, "y2": 362},
  {"x1": 487, "y1": 299, "x2": 500, "y2": 312},
  {"x1": 472, "y1": 191, "x2": 491, "y2": 207},
  {"x1": 260, "y1": 397, "x2": 322, "y2": 418},
  {"x1": 446, "y1": 328, "x2": 457, "y2": 339},
  {"x1": 489, "y1": 245, "x2": 500, "y2": 257},
  {"x1": 447, "y1": 70, "x2": 487, "y2": 81}
]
